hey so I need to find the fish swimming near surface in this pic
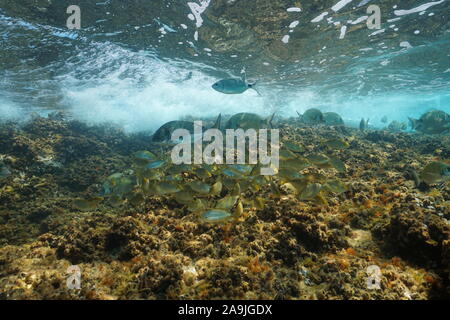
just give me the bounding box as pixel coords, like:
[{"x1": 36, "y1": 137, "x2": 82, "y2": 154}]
[
  {"x1": 225, "y1": 112, "x2": 274, "y2": 130},
  {"x1": 323, "y1": 138, "x2": 349, "y2": 150},
  {"x1": 212, "y1": 71, "x2": 260, "y2": 96},
  {"x1": 183, "y1": 71, "x2": 193, "y2": 81},
  {"x1": 359, "y1": 118, "x2": 369, "y2": 131},
  {"x1": 152, "y1": 114, "x2": 222, "y2": 143},
  {"x1": 408, "y1": 110, "x2": 450, "y2": 134},
  {"x1": 133, "y1": 150, "x2": 157, "y2": 166}
]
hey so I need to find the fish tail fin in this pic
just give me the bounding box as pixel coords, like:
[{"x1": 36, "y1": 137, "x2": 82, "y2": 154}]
[
  {"x1": 212, "y1": 113, "x2": 222, "y2": 130},
  {"x1": 267, "y1": 113, "x2": 275, "y2": 128},
  {"x1": 248, "y1": 81, "x2": 261, "y2": 96}
]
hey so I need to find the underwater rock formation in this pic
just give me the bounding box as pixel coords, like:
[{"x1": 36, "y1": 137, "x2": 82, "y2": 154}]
[{"x1": 0, "y1": 115, "x2": 448, "y2": 299}]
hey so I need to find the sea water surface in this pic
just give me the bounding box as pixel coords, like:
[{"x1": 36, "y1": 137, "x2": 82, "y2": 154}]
[{"x1": 0, "y1": 0, "x2": 449, "y2": 131}]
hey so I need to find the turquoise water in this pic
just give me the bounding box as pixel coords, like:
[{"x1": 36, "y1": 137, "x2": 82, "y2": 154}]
[{"x1": 0, "y1": 0, "x2": 449, "y2": 130}]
